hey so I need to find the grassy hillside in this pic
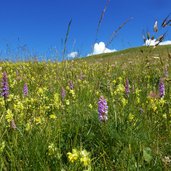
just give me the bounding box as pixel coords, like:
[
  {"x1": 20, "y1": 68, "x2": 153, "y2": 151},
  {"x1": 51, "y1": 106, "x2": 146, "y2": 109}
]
[
  {"x1": 0, "y1": 45, "x2": 171, "y2": 170},
  {"x1": 81, "y1": 45, "x2": 171, "y2": 64}
]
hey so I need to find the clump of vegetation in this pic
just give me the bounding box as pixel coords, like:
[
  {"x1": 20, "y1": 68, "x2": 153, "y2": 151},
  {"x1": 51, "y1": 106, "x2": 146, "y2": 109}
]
[{"x1": 0, "y1": 40, "x2": 171, "y2": 170}]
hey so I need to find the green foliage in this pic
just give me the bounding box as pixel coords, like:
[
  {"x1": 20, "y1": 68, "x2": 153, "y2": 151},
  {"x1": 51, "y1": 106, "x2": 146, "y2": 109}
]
[{"x1": 143, "y1": 147, "x2": 153, "y2": 163}]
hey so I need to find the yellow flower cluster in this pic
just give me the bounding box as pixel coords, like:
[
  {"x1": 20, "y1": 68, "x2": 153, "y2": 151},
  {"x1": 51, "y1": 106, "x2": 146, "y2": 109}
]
[
  {"x1": 48, "y1": 143, "x2": 57, "y2": 156},
  {"x1": 67, "y1": 149, "x2": 79, "y2": 163},
  {"x1": 0, "y1": 97, "x2": 5, "y2": 108},
  {"x1": 69, "y1": 89, "x2": 76, "y2": 99},
  {"x1": 80, "y1": 150, "x2": 91, "y2": 166},
  {"x1": 0, "y1": 141, "x2": 5, "y2": 154},
  {"x1": 113, "y1": 83, "x2": 125, "y2": 95},
  {"x1": 147, "y1": 97, "x2": 166, "y2": 112},
  {"x1": 67, "y1": 148, "x2": 91, "y2": 167},
  {"x1": 5, "y1": 109, "x2": 13, "y2": 123},
  {"x1": 54, "y1": 93, "x2": 61, "y2": 109}
]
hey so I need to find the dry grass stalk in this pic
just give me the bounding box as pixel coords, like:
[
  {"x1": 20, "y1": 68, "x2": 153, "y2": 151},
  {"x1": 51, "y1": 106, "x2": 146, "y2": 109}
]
[
  {"x1": 106, "y1": 17, "x2": 133, "y2": 47},
  {"x1": 62, "y1": 19, "x2": 72, "y2": 61},
  {"x1": 95, "y1": 0, "x2": 110, "y2": 43}
]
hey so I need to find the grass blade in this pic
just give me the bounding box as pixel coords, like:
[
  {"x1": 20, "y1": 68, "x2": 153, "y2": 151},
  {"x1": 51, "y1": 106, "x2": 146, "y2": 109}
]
[
  {"x1": 62, "y1": 19, "x2": 72, "y2": 61},
  {"x1": 94, "y1": 0, "x2": 110, "y2": 43},
  {"x1": 106, "y1": 17, "x2": 133, "y2": 47}
]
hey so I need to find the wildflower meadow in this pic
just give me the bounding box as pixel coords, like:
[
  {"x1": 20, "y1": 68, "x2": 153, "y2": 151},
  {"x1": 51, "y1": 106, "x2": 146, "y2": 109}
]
[{"x1": 0, "y1": 44, "x2": 171, "y2": 170}]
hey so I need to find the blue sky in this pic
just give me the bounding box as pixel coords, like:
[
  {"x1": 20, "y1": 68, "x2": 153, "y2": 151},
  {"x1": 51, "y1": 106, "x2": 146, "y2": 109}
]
[{"x1": 0, "y1": 0, "x2": 171, "y2": 60}]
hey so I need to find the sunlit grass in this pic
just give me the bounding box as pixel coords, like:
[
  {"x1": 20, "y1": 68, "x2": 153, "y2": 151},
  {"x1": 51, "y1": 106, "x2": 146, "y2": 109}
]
[{"x1": 0, "y1": 45, "x2": 171, "y2": 170}]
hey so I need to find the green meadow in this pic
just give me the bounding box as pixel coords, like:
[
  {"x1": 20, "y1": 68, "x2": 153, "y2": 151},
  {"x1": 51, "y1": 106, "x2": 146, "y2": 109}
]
[{"x1": 0, "y1": 45, "x2": 171, "y2": 170}]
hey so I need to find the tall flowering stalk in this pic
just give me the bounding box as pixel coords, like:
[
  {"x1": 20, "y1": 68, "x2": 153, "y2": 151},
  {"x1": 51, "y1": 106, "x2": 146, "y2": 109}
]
[
  {"x1": 159, "y1": 79, "x2": 165, "y2": 98},
  {"x1": 61, "y1": 87, "x2": 66, "y2": 101},
  {"x1": 125, "y1": 78, "x2": 130, "y2": 96},
  {"x1": 1, "y1": 72, "x2": 9, "y2": 100},
  {"x1": 23, "y1": 83, "x2": 28, "y2": 96},
  {"x1": 164, "y1": 66, "x2": 169, "y2": 78},
  {"x1": 69, "y1": 80, "x2": 74, "y2": 90},
  {"x1": 10, "y1": 119, "x2": 17, "y2": 130},
  {"x1": 98, "y1": 96, "x2": 108, "y2": 122}
]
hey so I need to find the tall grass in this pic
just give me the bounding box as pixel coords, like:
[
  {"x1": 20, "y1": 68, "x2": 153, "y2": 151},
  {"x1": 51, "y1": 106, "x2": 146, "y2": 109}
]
[
  {"x1": 95, "y1": 0, "x2": 110, "y2": 43},
  {"x1": 0, "y1": 44, "x2": 171, "y2": 170},
  {"x1": 62, "y1": 19, "x2": 72, "y2": 61}
]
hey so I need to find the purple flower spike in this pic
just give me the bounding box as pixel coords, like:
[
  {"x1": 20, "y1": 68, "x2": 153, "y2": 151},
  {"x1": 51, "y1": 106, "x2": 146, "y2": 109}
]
[
  {"x1": 61, "y1": 87, "x2": 66, "y2": 101},
  {"x1": 159, "y1": 79, "x2": 165, "y2": 98},
  {"x1": 69, "y1": 80, "x2": 74, "y2": 90},
  {"x1": 98, "y1": 96, "x2": 108, "y2": 122},
  {"x1": 23, "y1": 83, "x2": 28, "y2": 96},
  {"x1": 125, "y1": 78, "x2": 130, "y2": 95},
  {"x1": 1, "y1": 72, "x2": 9, "y2": 99}
]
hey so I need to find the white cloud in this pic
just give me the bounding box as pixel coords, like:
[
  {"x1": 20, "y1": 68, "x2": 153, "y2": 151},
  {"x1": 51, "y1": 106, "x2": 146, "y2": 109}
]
[
  {"x1": 67, "y1": 51, "x2": 79, "y2": 58},
  {"x1": 145, "y1": 39, "x2": 158, "y2": 46},
  {"x1": 88, "y1": 42, "x2": 117, "y2": 56},
  {"x1": 145, "y1": 39, "x2": 171, "y2": 46},
  {"x1": 160, "y1": 40, "x2": 171, "y2": 45}
]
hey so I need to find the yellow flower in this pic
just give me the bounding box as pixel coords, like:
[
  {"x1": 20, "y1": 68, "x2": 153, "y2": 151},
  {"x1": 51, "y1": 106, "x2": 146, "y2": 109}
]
[
  {"x1": 114, "y1": 84, "x2": 125, "y2": 95},
  {"x1": 34, "y1": 117, "x2": 42, "y2": 124},
  {"x1": 25, "y1": 122, "x2": 32, "y2": 131},
  {"x1": 0, "y1": 141, "x2": 5, "y2": 154},
  {"x1": 5, "y1": 109, "x2": 13, "y2": 122},
  {"x1": 49, "y1": 114, "x2": 57, "y2": 119},
  {"x1": 80, "y1": 156, "x2": 91, "y2": 166},
  {"x1": 118, "y1": 77, "x2": 122, "y2": 82},
  {"x1": 65, "y1": 100, "x2": 70, "y2": 106},
  {"x1": 69, "y1": 90, "x2": 76, "y2": 99},
  {"x1": 96, "y1": 91, "x2": 99, "y2": 96},
  {"x1": 0, "y1": 97, "x2": 5, "y2": 107},
  {"x1": 54, "y1": 93, "x2": 59, "y2": 102},
  {"x1": 80, "y1": 149, "x2": 89, "y2": 157},
  {"x1": 54, "y1": 93, "x2": 61, "y2": 108},
  {"x1": 121, "y1": 97, "x2": 128, "y2": 107},
  {"x1": 136, "y1": 97, "x2": 140, "y2": 104},
  {"x1": 14, "y1": 101, "x2": 24, "y2": 112},
  {"x1": 152, "y1": 103, "x2": 157, "y2": 112},
  {"x1": 159, "y1": 98, "x2": 166, "y2": 106},
  {"x1": 7, "y1": 94, "x2": 14, "y2": 102},
  {"x1": 128, "y1": 113, "x2": 135, "y2": 121},
  {"x1": 66, "y1": 86, "x2": 70, "y2": 90},
  {"x1": 67, "y1": 149, "x2": 79, "y2": 163},
  {"x1": 153, "y1": 106, "x2": 157, "y2": 112},
  {"x1": 48, "y1": 143, "x2": 57, "y2": 156},
  {"x1": 80, "y1": 150, "x2": 91, "y2": 166},
  {"x1": 88, "y1": 104, "x2": 93, "y2": 109},
  {"x1": 162, "y1": 114, "x2": 167, "y2": 119},
  {"x1": 135, "y1": 89, "x2": 141, "y2": 95},
  {"x1": 37, "y1": 88, "x2": 44, "y2": 95}
]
